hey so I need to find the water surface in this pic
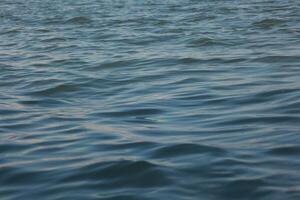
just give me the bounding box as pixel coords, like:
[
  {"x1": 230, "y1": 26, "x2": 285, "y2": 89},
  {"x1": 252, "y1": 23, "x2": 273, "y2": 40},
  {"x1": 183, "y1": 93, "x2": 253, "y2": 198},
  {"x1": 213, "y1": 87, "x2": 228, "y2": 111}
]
[{"x1": 1, "y1": 0, "x2": 300, "y2": 199}]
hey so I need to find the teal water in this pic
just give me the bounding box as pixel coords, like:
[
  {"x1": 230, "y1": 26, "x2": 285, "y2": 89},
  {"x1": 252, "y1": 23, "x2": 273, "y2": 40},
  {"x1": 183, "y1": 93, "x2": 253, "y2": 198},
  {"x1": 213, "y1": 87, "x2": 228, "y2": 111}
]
[{"x1": 1, "y1": 0, "x2": 300, "y2": 199}]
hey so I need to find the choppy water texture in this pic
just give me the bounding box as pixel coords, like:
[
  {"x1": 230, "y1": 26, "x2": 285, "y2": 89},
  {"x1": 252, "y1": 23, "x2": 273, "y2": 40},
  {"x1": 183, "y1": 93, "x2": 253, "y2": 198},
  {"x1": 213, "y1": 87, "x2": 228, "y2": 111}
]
[{"x1": 1, "y1": 0, "x2": 300, "y2": 199}]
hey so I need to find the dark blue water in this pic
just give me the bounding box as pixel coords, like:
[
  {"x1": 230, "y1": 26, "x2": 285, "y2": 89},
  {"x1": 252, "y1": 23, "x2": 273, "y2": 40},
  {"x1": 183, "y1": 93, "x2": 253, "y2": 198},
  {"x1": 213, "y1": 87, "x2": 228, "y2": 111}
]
[{"x1": 1, "y1": 0, "x2": 300, "y2": 199}]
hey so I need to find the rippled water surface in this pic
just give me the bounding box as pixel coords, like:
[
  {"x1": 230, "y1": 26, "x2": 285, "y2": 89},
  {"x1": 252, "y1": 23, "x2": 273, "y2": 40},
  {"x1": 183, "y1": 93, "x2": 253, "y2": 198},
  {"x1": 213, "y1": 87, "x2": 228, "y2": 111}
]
[{"x1": 1, "y1": 0, "x2": 300, "y2": 199}]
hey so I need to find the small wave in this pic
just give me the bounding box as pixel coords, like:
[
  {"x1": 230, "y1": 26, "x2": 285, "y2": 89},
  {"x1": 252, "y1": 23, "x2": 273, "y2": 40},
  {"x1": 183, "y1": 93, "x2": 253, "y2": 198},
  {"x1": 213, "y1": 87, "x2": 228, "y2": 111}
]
[
  {"x1": 266, "y1": 145, "x2": 300, "y2": 156},
  {"x1": 210, "y1": 115, "x2": 300, "y2": 127},
  {"x1": 0, "y1": 28, "x2": 21, "y2": 35},
  {"x1": 177, "y1": 57, "x2": 246, "y2": 65},
  {"x1": 61, "y1": 160, "x2": 172, "y2": 188},
  {"x1": 41, "y1": 37, "x2": 67, "y2": 43},
  {"x1": 65, "y1": 16, "x2": 92, "y2": 25},
  {"x1": 252, "y1": 18, "x2": 285, "y2": 29},
  {"x1": 98, "y1": 141, "x2": 158, "y2": 152},
  {"x1": 187, "y1": 37, "x2": 226, "y2": 47},
  {"x1": 0, "y1": 109, "x2": 27, "y2": 116},
  {"x1": 95, "y1": 59, "x2": 140, "y2": 70},
  {"x1": 0, "y1": 143, "x2": 29, "y2": 154},
  {"x1": 220, "y1": 178, "x2": 268, "y2": 199},
  {"x1": 252, "y1": 55, "x2": 300, "y2": 63},
  {"x1": 97, "y1": 108, "x2": 164, "y2": 117},
  {"x1": 18, "y1": 99, "x2": 70, "y2": 107},
  {"x1": 150, "y1": 143, "x2": 225, "y2": 158},
  {"x1": 28, "y1": 83, "x2": 80, "y2": 97},
  {"x1": 21, "y1": 78, "x2": 61, "y2": 89}
]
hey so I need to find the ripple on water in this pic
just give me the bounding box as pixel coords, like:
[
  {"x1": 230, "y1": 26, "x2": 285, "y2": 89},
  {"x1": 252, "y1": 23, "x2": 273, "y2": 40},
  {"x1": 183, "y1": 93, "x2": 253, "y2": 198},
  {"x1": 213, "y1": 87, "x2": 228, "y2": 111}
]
[
  {"x1": 266, "y1": 145, "x2": 300, "y2": 156},
  {"x1": 65, "y1": 16, "x2": 92, "y2": 25},
  {"x1": 61, "y1": 160, "x2": 173, "y2": 188},
  {"x1": 252, "y1": 18, "x2": 286, "y2": 29},
  {"x1": 28, "y1": 83, "x2": 80, "y2": 97},
  {"x1": 150, "y1": 143, "x2": 226, "y2": 159}
]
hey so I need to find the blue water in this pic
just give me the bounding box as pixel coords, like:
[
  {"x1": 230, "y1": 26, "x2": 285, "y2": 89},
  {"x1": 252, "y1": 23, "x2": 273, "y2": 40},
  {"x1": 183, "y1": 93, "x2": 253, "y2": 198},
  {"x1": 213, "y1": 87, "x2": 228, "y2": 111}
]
[{"x1": 1, "y1": 0, "x2": 300, "y2": 199}]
